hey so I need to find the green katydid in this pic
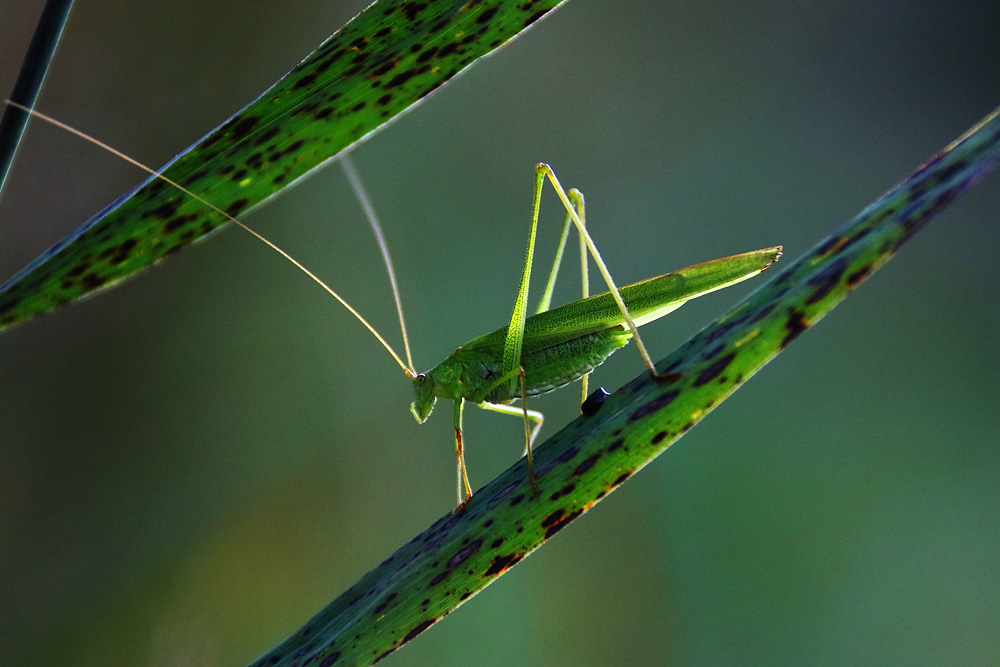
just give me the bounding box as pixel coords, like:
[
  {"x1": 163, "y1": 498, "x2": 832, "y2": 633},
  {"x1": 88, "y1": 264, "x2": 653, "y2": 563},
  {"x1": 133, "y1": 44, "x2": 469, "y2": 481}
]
[
  {"x1": 404, "y1": 163, "x2": 780, "y2": 506},
  {"x1": 8, "y1": 103, "x2": 781, "y2": 509}
]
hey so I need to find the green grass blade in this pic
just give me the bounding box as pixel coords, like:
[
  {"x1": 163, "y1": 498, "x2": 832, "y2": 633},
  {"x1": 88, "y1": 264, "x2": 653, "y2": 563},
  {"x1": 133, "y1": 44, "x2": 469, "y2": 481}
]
[
  {"x1": 245, "y1": 108, "x2": 1000, "y2": 667},
  {"x1": 0, "y1": 0, "x2": 568, "y2": 332}
]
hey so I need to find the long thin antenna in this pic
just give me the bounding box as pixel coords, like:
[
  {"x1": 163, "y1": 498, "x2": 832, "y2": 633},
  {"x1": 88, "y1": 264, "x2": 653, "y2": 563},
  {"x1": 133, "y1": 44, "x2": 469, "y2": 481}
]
[
  {"x1": 339, "y1": 155, "x2": 414, "y2": 375},
  {"x1": 5, "y1": 100, "x2": 415, "y2": 378}
]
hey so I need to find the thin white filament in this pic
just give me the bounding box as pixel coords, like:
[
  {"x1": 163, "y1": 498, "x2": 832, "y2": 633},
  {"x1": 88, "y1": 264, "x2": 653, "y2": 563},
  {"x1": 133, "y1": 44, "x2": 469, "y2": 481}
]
[
  {"x1": 339, "y1": 154, "x2": 415, "y2": 375},
  {"x1": 5, "y1": 100, "x2": 414, "y2": 378}
]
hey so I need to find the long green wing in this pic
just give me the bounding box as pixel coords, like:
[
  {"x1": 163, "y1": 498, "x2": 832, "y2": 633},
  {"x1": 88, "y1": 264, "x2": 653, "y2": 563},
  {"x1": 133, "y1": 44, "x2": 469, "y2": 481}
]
[{"x1": 462, "y1": 246, "x2": 782, "y2": 351}]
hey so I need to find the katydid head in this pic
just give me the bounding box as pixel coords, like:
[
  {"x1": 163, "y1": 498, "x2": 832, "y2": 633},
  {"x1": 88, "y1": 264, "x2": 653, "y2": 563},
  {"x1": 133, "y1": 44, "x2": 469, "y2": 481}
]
[{"x1": 410, "y1": 373, "x2": 436, "y2": 423}]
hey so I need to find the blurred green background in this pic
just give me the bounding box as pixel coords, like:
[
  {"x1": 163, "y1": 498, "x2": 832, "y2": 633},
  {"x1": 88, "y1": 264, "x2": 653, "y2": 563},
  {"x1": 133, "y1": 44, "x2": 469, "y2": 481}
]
[{"x1": 1, "y1": 1, "x2": 999, "y2": 665}]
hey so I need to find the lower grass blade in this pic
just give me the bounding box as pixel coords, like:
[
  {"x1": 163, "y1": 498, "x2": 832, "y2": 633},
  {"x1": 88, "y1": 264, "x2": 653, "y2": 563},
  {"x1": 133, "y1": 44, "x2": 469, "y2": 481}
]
[{"x1": 245, "y1": 106, "x2": 1000, "y2": 667}]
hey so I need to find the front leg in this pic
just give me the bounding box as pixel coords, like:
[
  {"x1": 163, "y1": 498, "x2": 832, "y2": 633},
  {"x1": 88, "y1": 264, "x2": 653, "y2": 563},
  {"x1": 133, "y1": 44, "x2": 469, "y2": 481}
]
[{"x1": 452, "y1": 399, "x2": 473, "y2": 510}]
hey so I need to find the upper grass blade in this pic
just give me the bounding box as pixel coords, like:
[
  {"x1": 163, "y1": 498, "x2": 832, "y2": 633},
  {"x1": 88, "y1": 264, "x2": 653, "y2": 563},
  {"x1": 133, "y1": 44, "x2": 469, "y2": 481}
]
[
  {"x1": 0, "y1": 0, "x2": 568, "y2": 332},
  {"x1": 0, "y1": 0, "x2": 75, "y2": 200},
  {"x1": 245, "y1": 105, "x2": 1000, "y2": 667}
]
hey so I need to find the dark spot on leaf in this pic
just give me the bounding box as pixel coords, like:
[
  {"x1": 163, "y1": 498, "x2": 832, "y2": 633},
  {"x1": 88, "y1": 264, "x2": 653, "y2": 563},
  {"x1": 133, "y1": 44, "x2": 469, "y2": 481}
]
[
  {"x1": 314, "y1": 106, "x2": 334, "y2": 120},
  {"x1": 781, "y1": 308, "x2": 809, "y2": 349},
  {"x1": 106, "y1": 238, "x2": 139, "y2": 265},
  {"x1": 228, "y1": 116, "x2": 260, "y2": 141},
  {"x1": 373, "y1": 648, "x2": 396, "y2": 663},
  {"x1": 417, "y1": 45, "x2": 438, "y2": 63},
  {"x1": 437, "y1": 42, "x2": 458, "y2": 58},
  {"x1": 747, "y1": 302, "x2": 777, "y2": 325},
  {"x1": 484, "y1": 553, "x2": 523, "y2": 576},
  {"x1": 549, "y1": 483, "x2": 576, "y2": 501},
  {"x1": 67, "y1": 262, "x2": 91, "y2": 277},
  {"x1": 448, "y1": 539, "x2": 482, "y2": 567},
  {"x1": 847, "y1": 264, "x2": 872, "y2": 287},
  {"x1": 292, "y1": 100, "x2": 320, "y2": 117},
  {"x1": 573, "y1": 453, "x2": 601, "y2": 476},
  {"x1": 555, "y1": 446, "x2": 580, "y2": 464},
  {"x1": 541, "y1": 509, "x2": 564, "y2": 527},
  {"x1": 373, "y1": 592, "x2": 397, "y2": 614},
  {"x1": 386, "y1": 70, "x2": 417, "y2": 88},
  {"x1": 814, "y1": 235, "x2": 842, "y2": 257},
  {"x1": 651, "y1": 430, "x2": 669, "y2": 445},
  {"x1": 293, "y1": 72, "x2": 319, "y2": 90},
  {"x1": 226, "y1": 199, "x2": 250, "y2": 217},
  {"x1": 403, "y1": 618, "x2": 436, "y2": 643},
  {"x1": 612, "y1": 472, "x2": 632, "y2": 487},
  {"x1": 543, "y1": 509, "x2": 583, "y2": 540},
  {"x1": 143, "y1": 199, "x2": 181, "y2": 220},
  {"x1": 523, "y1": 8, "x2": 551, "y2": 27},
  {"x1": 693, "y1": 352, "x2": 736, "y2": 388},
  {"x1": 145, "y1": 179, "x2": 169, "y2": 196},
  {"x1": 253, "y1": 126, "x2": 281, "y2": 146},
  {"x1": 476, "y1": 7, "x2": 499, "y2": 23},
  {"x1": 628, "y1": 390, "x2": 680, "y2": 422},
  {"x1": 488, "y1": 482, "x2": 519, "y2": 504},
  {"x1": 81, "y1": 272, "x2": 107, "y2": 290},
  {"x1": 404, "y1": 1, "x2": 430, "y2": 20},
  {"x1": 180, "y1": 169, "x2": 209, "y2": 187},
  {"x1": 701, "y1": 342, "x2": 726, "y2": 362},
  {"x1": 806, "y1": 257, "x2": 847, "y2": 305},
  {"x1": 371, "y1": 59, "x2": 399, "y2": 77}
]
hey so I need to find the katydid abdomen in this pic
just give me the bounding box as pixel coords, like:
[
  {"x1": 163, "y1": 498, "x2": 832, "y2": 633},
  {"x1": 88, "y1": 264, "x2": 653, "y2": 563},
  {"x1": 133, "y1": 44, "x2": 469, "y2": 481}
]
[{"x1": 432, "y1": 326, "x2": 631, "y2": 405}]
